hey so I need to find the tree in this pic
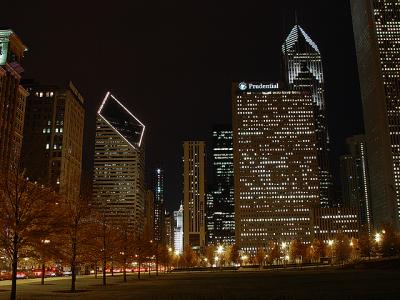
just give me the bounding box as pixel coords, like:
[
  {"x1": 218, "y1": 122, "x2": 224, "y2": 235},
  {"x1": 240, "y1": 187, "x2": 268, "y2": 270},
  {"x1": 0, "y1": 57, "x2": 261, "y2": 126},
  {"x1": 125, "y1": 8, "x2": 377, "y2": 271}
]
[
  {"x1": 56, "y1": 194, "x2": 92, "y2": 292},
  {"x1": 204, "y1": 245, "x2": 216, "y2": 266},
  {"x1": 182, "y1": 246, "x2": 196, "y2": 267},
  {"x1": 266, "y1": 241, "x2": 280, "y2": 265},
  {"x1": 92, "y1": 211, "x2": 118, "y2": 286},
  {"x1": 0, "y1": 163, "x2": 59, "y2": 300},
  {"x1": 289, "y1": 240, "x2": 306, "y2": 264},
  {"x1": 380, "y1": 223, "x2": 400, "y2": 257},
  {"x1": 358, "y1": 232, "x2": 372, "y2": 259},
  {"x1": 309, "y1": 239, "x2": 325, "y2": 263},
  {"x1": 255, "y1": 247, "x2": 266, "y2": 269},
  {"x1": 228, "y1": 244, "x2": 240, "y2": 266},
  {"x1": 114, "y1": 220, "x2": 135, "y2": 282},
  {"x1": 334, "y1": 234, "x2": 352, "y2": 265}
]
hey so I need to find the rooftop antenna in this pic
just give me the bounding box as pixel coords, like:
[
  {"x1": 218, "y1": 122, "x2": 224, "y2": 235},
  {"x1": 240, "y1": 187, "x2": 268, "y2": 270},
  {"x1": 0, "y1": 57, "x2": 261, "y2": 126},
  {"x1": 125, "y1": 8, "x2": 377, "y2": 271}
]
[{"x1": 295, "y1": 10, "x2": 298, "y2": 26}]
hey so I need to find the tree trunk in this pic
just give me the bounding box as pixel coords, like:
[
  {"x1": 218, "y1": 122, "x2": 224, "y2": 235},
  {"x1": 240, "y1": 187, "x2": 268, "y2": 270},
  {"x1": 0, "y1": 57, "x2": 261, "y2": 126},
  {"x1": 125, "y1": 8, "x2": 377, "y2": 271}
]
[
  {"x1": 41, "y1": 262, "x2": 45, "y2": 285},
  {"x1": 10, "y1": 241, "x2": 18, "y2": 300},
  {"x1": 71, "y1": 243, "x2": 77, "y2": 292},
  {"x1": 111, "y1": 259, "x2": 114, "y2": 277},
  {"x1": 138, "y1": 258, "x2": 141, "y2": 280},
  {"x1": 94, "y1": 262, "x2": 98, "y2": 279},
  {"x1": 102, "y1": 258, "x2": 106, "y2": 286},
  {"x1": 123, "y1": 257, "x2": 127, "y2": 282},
  {"x1": 156, "y1": 255, "x2": 159, "y2": 276}
]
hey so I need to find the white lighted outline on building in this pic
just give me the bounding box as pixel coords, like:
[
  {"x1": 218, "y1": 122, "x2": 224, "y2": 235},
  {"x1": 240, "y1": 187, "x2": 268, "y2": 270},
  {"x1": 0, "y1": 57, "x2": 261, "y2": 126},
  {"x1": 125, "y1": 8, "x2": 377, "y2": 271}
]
[{"x1": 97, "y1": 91, "x2": 146, "y2": 149}]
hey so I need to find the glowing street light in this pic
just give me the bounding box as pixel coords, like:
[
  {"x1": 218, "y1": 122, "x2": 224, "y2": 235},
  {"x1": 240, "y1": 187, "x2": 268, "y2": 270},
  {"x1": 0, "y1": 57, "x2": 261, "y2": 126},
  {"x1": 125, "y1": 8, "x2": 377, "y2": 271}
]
[
  {"x1": 375, "y1": 233, "x2": 382, "y2": 243},
  {"x1": 281, "y1": 242, "x2": 288, "y2": 250},
  {"x1": 217, "y1": 245, "x2": 224, "y2": 255}
]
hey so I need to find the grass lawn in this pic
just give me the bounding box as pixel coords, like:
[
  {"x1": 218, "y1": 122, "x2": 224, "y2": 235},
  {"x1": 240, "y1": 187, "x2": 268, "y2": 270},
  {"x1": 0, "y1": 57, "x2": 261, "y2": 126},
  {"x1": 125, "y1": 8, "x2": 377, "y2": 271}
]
[{"x1": 0, "y1": 268, "x2": 398, "y2": 300}]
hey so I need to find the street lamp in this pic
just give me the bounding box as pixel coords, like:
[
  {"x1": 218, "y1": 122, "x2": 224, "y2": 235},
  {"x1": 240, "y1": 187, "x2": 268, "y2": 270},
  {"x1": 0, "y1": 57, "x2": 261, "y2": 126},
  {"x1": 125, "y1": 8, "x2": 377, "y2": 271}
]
[
  {"x1": 328, "y1": 240, "x2": 334, "y2": 264},
  {"x1": 241, "y1": 255, "x2": 248, "y2": 266},
  {"x1": 374, "y1": 232, "x2": 382, "y2": 243}
]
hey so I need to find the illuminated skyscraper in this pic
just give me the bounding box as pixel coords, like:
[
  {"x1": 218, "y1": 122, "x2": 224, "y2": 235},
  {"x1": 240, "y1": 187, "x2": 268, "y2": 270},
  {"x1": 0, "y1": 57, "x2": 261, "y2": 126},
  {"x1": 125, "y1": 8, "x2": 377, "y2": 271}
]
[
  {"x1": 92, "y1": 92, "x2": 145, "y2": 235},
  {"x1": 232, "y1": 82, "x2": 320, "y2": 252},
  {"x1": 153, "y1": 168, "x2": 165, "y2": 244},
  {"x1": 165, "y1": 211, "x2": 174, "y2": 250},
  {"x1": 183, "y1": 141, "x2": 206, "y2": 250},
  {"x1": 22, "y1": 81, "x2": 85, "y2": 201},
  {"x1": 0, "y1": 29, "x2": 28, "y2": 166},
  {"x1": 173, "y1": 204, "x2": 184, "y2": 254},
  {"x1": 340, "y1": 135, "x2": 372, "y2": 233},
  {"x1": 350, "y1": 0, "x2": 400, "y2": 229},
  {"x1": 282, "y1": 25, "x2": 332, "y2": 207},
  {"x1": 206, "y1": 125, "x2": 235, "y2": 245}
]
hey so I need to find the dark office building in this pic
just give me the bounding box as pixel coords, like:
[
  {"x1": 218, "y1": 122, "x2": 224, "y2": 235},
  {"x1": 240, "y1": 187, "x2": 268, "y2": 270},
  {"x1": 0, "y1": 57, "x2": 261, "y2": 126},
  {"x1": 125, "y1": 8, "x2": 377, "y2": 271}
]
[
  {"x1": 350, "y1": 0, "x2": 400, "y2": 229},
  {"x1": 206, "y1": 125, "x2": 235, "y2": 245}
]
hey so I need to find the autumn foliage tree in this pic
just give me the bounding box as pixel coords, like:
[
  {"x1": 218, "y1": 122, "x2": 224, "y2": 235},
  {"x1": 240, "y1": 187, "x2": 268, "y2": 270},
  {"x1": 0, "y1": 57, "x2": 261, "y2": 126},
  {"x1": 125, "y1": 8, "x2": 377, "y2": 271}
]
[
  {"x1": 309, "y1": 239, "x2": 325, "y2": 263},
  {"x1": 266, "y1": 241, "x2": 280, "y2": 265},
  {"x1": 0, "y1": 163, "x2": 59, "y2": 300},
  {"x1": 56, "y1": 194, "x2": 92, "y2": 292},
  {"x1": 255, "y1": 247, "x2": 266, "y2": 268},
  {"x1": 334, "y1": 234, "x2": 352, "y2": 265}
]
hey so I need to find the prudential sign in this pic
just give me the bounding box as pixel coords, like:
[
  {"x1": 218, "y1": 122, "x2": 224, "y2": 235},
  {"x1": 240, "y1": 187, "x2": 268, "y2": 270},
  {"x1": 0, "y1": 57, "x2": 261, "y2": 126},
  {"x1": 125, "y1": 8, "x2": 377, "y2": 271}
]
[{"x1": 238, "y1": 82, "x2": 279, "y2": 91}]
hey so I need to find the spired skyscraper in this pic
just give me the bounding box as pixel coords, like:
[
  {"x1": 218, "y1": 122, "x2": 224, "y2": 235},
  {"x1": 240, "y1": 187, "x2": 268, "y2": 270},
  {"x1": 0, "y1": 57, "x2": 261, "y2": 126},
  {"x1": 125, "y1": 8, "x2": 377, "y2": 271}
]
[
  {"x1": 350, "y1": 0, "x2": 400, "y2": 230},
  {"x1": 282, "y1": 25, "x2": 332, "y2": 207},
  {"x1": 92, "y1": 92, "x2": 145, "y2": 235}
]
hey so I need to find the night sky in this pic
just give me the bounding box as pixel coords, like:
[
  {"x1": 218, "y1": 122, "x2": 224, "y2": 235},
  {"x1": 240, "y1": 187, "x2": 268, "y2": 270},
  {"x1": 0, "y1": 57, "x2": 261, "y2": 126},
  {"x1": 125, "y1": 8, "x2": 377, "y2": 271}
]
[{"x1": 3, "y1": 0, "x2": 363, "y2": 212}]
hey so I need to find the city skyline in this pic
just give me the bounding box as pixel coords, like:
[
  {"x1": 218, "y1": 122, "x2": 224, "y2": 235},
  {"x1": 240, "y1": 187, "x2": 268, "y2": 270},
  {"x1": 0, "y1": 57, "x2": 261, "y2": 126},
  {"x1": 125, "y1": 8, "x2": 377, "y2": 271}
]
[{"x1": 1, "y1": 1, "x2": 364, "y2": 212}]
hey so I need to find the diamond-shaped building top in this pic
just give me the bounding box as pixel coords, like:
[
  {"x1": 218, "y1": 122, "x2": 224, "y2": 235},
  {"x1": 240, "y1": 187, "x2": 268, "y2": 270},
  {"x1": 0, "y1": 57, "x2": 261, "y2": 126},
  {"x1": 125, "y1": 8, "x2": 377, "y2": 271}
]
[
  {"x1": 282, "y1": 25, "x2": 320, "y2": 54},
  {"x1": 98, "y1": 92, "x2": 145, "y2": 149}
]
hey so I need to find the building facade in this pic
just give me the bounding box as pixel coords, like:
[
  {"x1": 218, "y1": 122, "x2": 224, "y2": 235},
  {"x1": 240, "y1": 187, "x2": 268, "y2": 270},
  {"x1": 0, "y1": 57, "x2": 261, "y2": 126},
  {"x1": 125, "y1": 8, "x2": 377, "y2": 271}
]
[
  {"x1": 22, "y1": 81, "x2": 85, "y2": 200},
  {"x1": 310, "y1": 207, "x2": 359, "y2": 242},
  {"x1": 144, "y1": 190, "x2": 155, "y2": 240},
  {"x1": 206, "y1": 125, "x2": 235, "y2": 245},
  {"x1": 153, "y1": 168, "x2": 165, "y2": 244},
  {"x1": 283, "y1": 25, "x2": 332, "y2": 207},
  {"x1": 164, "y1": 211, "x2": 174, "y2": 250},
  {"x1": 340, "y1": 135, "x2": 372, "y2": 233},
  {"x1": 92, "y1": 92, "x2": 145, "y2": 235},
  {"x1": 183, "y1": 141, "x2": 206, "y2": 250},
  {"x1": 350, "y1": 0, "x2": 400, "y2": 229},
  {"x1": 0, "y1": 29, "x2": 28, "y2": 167},
  {"x1": 173, "y1": 204, "x2": 184, "y2": 254},
  {"x1": 232, "y1": 82, "x2": 320, "y2": 252}
]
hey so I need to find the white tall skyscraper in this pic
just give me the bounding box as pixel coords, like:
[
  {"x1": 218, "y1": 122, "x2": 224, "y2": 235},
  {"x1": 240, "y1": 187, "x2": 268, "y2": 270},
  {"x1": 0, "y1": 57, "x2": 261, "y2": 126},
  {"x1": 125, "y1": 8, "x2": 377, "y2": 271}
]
[{"x1": 173, "y1": 204, "x2": 184, "y2": 254}]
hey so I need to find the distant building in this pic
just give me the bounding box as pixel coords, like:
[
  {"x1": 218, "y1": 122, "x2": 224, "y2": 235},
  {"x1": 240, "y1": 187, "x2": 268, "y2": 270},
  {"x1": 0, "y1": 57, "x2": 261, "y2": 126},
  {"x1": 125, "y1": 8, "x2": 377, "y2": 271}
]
[
  {"x1": 0, "y1": 29, "x2": 28, "y2": 166},
  {"x1": 283, "y1": 24, "x2": 332, "y2": 207},
  {"x1": 22, "y1": 81, "x2": 85, "y2": 200},
  {"x1": 153, "y1": 168, "x2": 165, "y2": 244},
  {"x1": 183, "y1": 141, "x2": 206, "y2": 250},
  {"x1": 351, "y1": 0, "x2": 400, "y2": 230},
  {"x1": 206, "y1": 125, "x2": 235, "y2": 245},
  {"x1": 92, "y1": 92, "x2": 145, "y2": 235},
  {"x1": 310, "y1": 207, "x2": 359, "y2": 242},
  {"x1": 165, "y1": 211, "x2": 173, "y2": 250},
  {"x1": 173, "y1": 204, "x2": 184, "y2": 254},
  {"x1": 340, "y1": 135, "x2": 372, "y2": 233},
  {"x1": 232, "y1": 82, "x2": 320, "y2": 252},
  {"x1": 144, "y1": 190, "x2": 155, "y2": 240}
]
